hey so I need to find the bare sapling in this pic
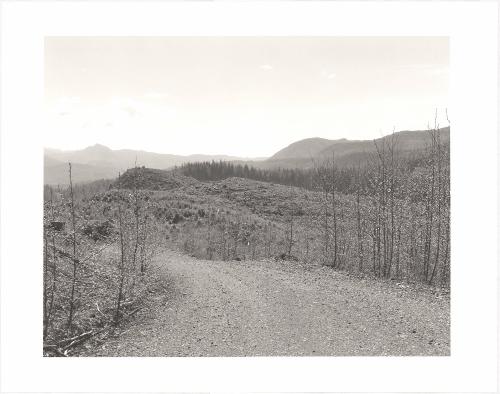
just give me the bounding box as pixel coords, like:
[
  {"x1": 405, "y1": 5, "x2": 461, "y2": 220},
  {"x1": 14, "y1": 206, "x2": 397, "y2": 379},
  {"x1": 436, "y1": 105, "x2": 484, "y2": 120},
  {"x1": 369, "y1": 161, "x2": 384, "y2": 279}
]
[
  {"x1": 264, "y1": 221, "x2": 273, "y2": 258},
  {"x1": 206, "y1": 208, "x2": 215, "y2": 260},
  {"x1": 356, "y1": 163, "x2": 364, "y2": 272},
  {"x1": 429, "y1": 115, "x2": 445, "y2": 284},
  {"x1": 115, "y1": 172, "x2": 127, "y2": 325},
  {"x1": 231, "y1": 217, "x2": 240, "y2": 259},
  {"x1": 140, "y1": 212, "x2": 149, "y2": 274},
  {"x1": 43, "y1": 224, "x2": 49, "y2": 339},
  {"x1": 285, "y1": 185, "x2": 295, "y2": 257},
  {"x1": 313, "y1": 159, "x2": 330, "y2": 266},
  {"x1": 372, "y1": 137, "x2": 387, "y2": 277},
  {"x1": 330, "y1": 152, "x2": 339, "y2": 268},
  {"x1": 45, "y1": 187, "x2": 58, "y2": 338},
  {"x1": 67, "y1": 163, "x2": 78, "y2": 332},
  {"x1": 131, "y1": 160, "x2": 141, "y2": 290},
  {"x1": 422, "y1": 119, "x2": 437, "y2": 281},
  {"x1": 219, "y1": 221, "x2": 228, "y2": 261}
]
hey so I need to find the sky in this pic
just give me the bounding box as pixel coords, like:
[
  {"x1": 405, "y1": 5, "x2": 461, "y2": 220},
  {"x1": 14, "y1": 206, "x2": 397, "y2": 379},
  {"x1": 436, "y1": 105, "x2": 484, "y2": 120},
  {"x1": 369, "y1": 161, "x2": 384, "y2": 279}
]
[{"x1": 44, "y1": 37, "x2": 449, "y2": 157}]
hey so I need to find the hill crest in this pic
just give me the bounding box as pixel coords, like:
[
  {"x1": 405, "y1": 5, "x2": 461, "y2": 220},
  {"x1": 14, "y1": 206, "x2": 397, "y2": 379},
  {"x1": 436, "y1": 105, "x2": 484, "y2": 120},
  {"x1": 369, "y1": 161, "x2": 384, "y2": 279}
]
[{"x1": 264, "y1": 127, "x2": 450, "y2": 169}]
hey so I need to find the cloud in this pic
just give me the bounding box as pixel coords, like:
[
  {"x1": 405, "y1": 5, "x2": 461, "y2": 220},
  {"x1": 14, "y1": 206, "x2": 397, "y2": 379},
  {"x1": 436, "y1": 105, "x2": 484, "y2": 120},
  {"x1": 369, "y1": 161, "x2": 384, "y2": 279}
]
[
  {"x1": 259, "y1": 64, "x2": 273, "y2": 71},
  {"x1": 327, "y1": 73, "x2": 337, "y2": 79}
]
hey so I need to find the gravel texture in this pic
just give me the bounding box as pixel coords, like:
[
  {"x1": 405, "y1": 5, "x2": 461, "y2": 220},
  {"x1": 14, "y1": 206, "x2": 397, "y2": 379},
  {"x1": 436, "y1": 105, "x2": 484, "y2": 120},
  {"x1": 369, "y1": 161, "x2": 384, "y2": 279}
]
[{"x1": 84, "y1": 250, "x2": 450, "y2": 357}]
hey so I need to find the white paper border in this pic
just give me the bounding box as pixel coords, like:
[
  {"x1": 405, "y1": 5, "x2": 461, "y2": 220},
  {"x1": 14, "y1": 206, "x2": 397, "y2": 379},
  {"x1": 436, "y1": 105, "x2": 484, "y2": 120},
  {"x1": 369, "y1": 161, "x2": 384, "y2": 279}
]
[{"x1": 0, "y1": 1, "x2": 498, "y2": 393}]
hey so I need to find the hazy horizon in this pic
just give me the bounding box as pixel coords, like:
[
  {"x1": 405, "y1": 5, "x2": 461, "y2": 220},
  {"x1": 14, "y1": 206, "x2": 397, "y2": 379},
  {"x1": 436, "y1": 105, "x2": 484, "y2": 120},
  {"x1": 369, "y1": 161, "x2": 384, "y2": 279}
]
[
  {"x1": 44, "y1": 142, "x2": 268, "y2": 159},
  {"x1": 44, "y1": 123, "x2": 450, "y2": 159},
  {"x1": 44, "y1": 37, "x2": 449, "y2": 157}
]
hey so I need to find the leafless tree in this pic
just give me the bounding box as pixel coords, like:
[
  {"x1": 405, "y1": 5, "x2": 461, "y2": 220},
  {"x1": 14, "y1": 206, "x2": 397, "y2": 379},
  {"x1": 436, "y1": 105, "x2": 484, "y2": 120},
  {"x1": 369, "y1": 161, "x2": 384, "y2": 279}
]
[
  {"x1": 67, "y1": 163, "x2": 78, "y2": 332},
  {"x1": 115, "y1": 173, "x2": 127, "y2": 325}
]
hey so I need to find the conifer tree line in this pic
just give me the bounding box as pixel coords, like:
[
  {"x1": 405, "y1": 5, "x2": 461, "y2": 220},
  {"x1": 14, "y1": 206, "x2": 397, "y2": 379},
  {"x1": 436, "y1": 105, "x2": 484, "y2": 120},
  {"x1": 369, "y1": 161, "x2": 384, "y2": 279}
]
[{"x1": 177, "y1": 160, "x2": 354, "y2": 192}]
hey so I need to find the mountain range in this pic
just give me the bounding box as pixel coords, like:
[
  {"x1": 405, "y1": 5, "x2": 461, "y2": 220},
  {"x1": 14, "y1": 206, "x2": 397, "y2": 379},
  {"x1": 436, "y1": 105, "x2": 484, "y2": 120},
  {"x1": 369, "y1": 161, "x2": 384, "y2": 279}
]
[{"x1": 44, "y1": 127, "x2": 449, "y2": 184}]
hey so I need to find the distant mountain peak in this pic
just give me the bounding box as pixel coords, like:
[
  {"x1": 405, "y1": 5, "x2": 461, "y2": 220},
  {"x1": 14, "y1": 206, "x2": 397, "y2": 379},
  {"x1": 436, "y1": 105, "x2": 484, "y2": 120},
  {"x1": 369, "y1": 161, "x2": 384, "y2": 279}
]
[
  {"x1": 84, "y1": 143, "x2": 112, "y2": 152},
  {"x1": 269, "y1": 137, "x2": 338, "y2": 161}
]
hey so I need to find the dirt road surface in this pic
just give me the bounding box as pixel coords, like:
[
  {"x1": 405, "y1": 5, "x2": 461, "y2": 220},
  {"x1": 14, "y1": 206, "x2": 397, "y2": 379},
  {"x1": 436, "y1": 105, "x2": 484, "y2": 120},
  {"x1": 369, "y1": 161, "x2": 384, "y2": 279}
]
[{"x1": 85, "y1": 250, "x2": 449, "y2": 356}]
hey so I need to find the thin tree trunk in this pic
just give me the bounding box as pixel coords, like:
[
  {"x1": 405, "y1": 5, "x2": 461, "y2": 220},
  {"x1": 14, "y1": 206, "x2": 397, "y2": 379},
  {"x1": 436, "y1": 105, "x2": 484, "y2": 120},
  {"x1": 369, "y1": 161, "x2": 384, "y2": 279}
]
[
  {"x1": 43, "y1": 227, "x2": 49, "y2": 339},
  {"x1": 429, "y1": 139, "x2": 443, "y2": 284},
  {"x1": 356, "y1": 167, "x2": 364, "y2": 272},
  {"x1": 331, "y1": 153, "x2": 338, "y2": 268},
  {"x1": 140, "y1": 214, "x2": 148, "y2": 274},
  {"x1": 47, "y1": 187, "x2": 57, "y2": 335},
  {"x1": 115, "y1": 201, "x2": 126, "y2": 325},
  {"x1": 67, "y1": 163, "x2": 78, "y2": 332}
]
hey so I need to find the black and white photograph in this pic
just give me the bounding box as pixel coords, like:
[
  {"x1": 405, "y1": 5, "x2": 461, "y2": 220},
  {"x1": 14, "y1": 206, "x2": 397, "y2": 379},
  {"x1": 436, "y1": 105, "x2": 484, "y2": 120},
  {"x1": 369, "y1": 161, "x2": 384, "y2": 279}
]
[
  {"x1": 0, "y1": 2, "x2": 498, "y2": 393},
  {"x1": 42, "y1": 36, "x2": 450, "y2": 357}
]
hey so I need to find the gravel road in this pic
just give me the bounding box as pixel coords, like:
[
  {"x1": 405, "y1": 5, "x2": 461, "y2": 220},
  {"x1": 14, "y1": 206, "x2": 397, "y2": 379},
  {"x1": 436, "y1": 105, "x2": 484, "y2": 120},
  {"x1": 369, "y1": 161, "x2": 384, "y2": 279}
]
[{"x1": 86, "y1": 250, "x2": 450, "y2": 356}]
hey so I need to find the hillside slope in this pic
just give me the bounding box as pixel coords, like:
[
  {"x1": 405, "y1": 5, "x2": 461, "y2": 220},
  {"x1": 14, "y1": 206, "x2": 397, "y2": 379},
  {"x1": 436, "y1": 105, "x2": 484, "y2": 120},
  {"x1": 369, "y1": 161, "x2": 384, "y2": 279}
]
[
  {"x1": 270, "y1": 137, "x2": 343, "y2": 161},
  {"x1": 264, "y1": 127, "x2": 450, "y2": 169}
]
